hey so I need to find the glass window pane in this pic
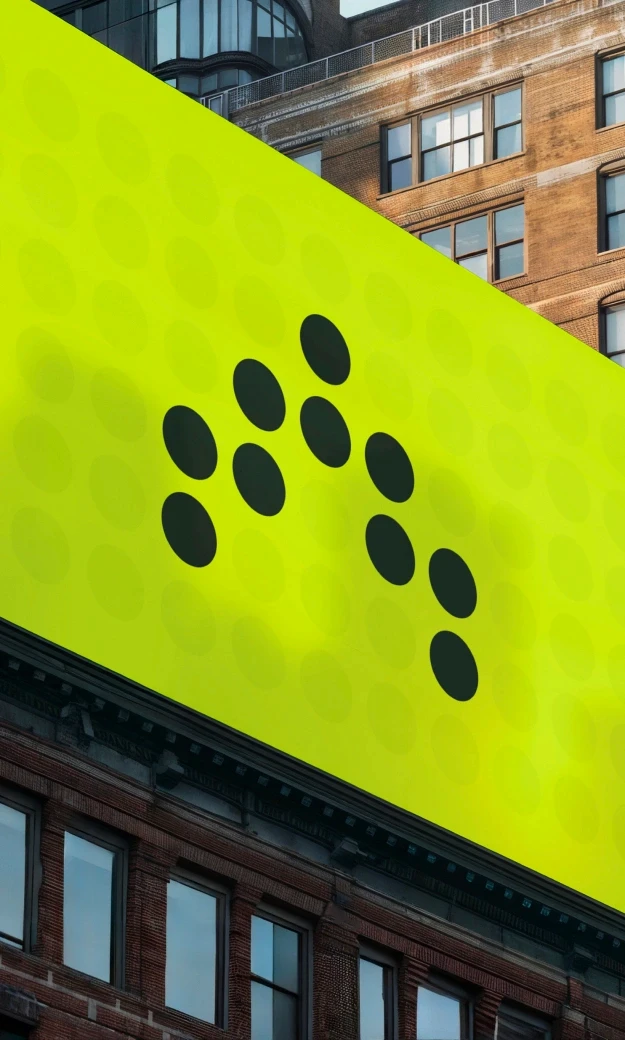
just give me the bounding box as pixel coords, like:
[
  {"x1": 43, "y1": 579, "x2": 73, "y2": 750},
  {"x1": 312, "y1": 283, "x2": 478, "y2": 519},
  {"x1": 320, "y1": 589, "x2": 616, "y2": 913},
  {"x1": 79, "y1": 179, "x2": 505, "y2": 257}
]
[
  {"x1": 156, "y1": 2, "x2": 177, "y2": 63},
  {"x1": 495, "y1": 123, "x2": 522, "y2": 158},
  {"x1": 252, "y1": 981, "x2": 273, "y2": 1040},
  {"x1": 423, "y1": 145, "x2": 450, "y2": 181},
  {"x1": 387, "y1": 123, "x2": 411, "y2": 161},
  {"x1": 63, "y1": 833, "x2": 114, "y2": 982},
  {"x1": 608, "y1": 212, "x2": 625, "y2": 250},
  {"x1": 606, "y1": 173, "x2": 625, "y2": 216},
  {"x1": 221, "y1": 0, "x2": 238, "y2": 51},
  {"x1": 273, "y1": 989, "x2": 297, "y2": 1039},
  {"x1": 609, "y1": 350, "x2": 625, "y2": 367},
  {"x1": 109, "y1": 0, "x2": 145, "y2": 24},
  {"x1": 494, "y1": 88, "x2": 522, "y2": 127},
  {"x1": 252, "y1": 915, "x2": 274, "y2": 981},
  {"x1": 180, "y1": 0, "x2": 200, "y2": 56},
  {"x1": 239, "y1": 0, "x2": 253, "y2": 50},
  {"x1": 0, "y1": 803, "x2": 26, "y2": 945},
  {"x1": 389, "y1": 157, "x2": 412, "y2": 190},
  {"x1": 456, "y1": 215, "x2": 487, "y2": 256},
  {"x1": 257, "y1": 5, "x2": 273, "y2": 62},
  {"x1": 453, "y1": 101, "x2": 481, "y2": 139},
  {"x1": 360, "y1": 958, "x2": 385, "y2": 1040},
  {"x1": 459, "y1": 252, "x2": 488, "y2": 280},
  {"x1": 470, "y1": 134, "x2": 484, "y2": 165},
  {"x1": 421, "y1": 226, "x2": 452, "y2": 258},
  {"x1": 82, "y1": 2, "x2": 107, "y2": 33},
  {"x1": 294, "y1": 149, "x2": 321, "y2": 175},
  {"x1": 108, "y1": 14, "x2": 148, "y2": 67},
  {"x1": 165, "y1": 880, "x2": 217, "y2": 1022},
  {"x1": 417, "y1": 987, "x2": 462, "y2": 1040},
  {"x1": 607, "y1": 306, "x2": 625, "y2": 355},
  {"x1": 453, "y1": 139, "x2": 469, "y2": 171},
  {"x1": 203, "y1": 0, "x2": 218, "y2": 54},
  {"x1": 497, "y1": 241, "x2": 524, "y2": 279},
  {"x1": 421, "y1": 110, "x2": 451, "y2": 150},
  {"x1": 495, "y1": 204, "x2": 524, "y2": 244},
  {"x1": 468, "y1": 99, "x2": 483, "y2": 134},
  {"x1": 201, "y1": 72, "x2": 218, "y2": 93},
  {"x1": 273, "y1": 923, "x2": 299, "y2": 993},
  {"x1": 605, "y1": 91, "x2": 625, "y2": 127},
  {"x1": 604, "y1": 55, "x2": 625, "y2": 96}
]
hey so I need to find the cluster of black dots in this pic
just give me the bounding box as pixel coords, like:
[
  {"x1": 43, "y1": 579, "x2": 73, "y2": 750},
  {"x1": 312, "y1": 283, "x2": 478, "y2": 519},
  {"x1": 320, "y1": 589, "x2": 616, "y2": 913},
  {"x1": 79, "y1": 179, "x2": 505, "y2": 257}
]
[{"x1": 160, "y1": 314, "x2": 478, "y2": 701}]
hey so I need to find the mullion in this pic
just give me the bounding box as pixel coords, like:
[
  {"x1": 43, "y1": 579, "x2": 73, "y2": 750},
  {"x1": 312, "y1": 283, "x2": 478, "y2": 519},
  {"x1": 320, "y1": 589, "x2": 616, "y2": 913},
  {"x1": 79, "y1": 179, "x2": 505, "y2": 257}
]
[
  {"x1": 0, "y1": 930, "x2": 23, "y2": 947},
  {"x1": 251, "y1": 973, "x2": 298, "y2": 999}
]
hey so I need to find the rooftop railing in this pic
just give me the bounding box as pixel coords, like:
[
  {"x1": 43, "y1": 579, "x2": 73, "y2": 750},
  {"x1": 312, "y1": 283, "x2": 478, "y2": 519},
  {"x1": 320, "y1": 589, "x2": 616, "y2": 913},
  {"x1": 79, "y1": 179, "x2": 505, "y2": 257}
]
[{"x1": 201, "y1": 0, "x2": 556, "y2": 116}]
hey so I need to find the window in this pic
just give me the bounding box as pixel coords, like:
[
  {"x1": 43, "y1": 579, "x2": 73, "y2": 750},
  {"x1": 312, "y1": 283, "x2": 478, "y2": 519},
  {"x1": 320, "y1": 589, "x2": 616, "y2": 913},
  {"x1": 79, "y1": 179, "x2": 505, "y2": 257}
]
[
  {"x1": 420, "y1": 203, "x2": 525, "y2": 282},
  {"x1": 602, "y1": 302, "x2": 625, "y2": 366},
  {"x1": 416, "y1": 976, "x2": 472, "y2": 1040},
  {"x1": 165, "y1": 875, "x2": 227, "y2": 1024},
  {"x1": 601, "y1": 171, "x2": 625, "y2": 251},
  {"x1": 600, "y1": 53, "x2": 625, "y2": 127},
  {"x1": 251, "y1": 910, "x2": 309, "y2": 1040},
  {"x1": 291, "y1": 148, "x2": 322, "y2": 176},
  {"x1": 63, "y1": 827, "x2": 126, "y2": 986},
  {"x1": 383, "y1": 86, "x2": 522, "y2": 192},
  {"x1": 359, "y1": 946, "x2": 396, "y2": 1040},
  {"x1": 0, "y1": 787, "x2": 39, "y2": 954},
  {"x1": 496, "y1": 1003, "x2": 551, "y2": 1040}
]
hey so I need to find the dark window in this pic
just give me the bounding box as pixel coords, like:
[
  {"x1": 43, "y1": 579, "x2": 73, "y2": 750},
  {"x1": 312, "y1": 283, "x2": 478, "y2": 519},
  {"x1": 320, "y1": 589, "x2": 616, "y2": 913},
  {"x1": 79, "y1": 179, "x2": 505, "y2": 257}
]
[
  {"x1": 496, "y1": 1004, "x2": 551, "y2": 1040},
  {"x1": 601, "y1": 53, "x2": 625, "y2": 127},
  {"x1": 602, "y1": 171, "x2": 625, "y2": 251},
  {"x1": 416, "y1": 976, "x2": 472, "y2": 1040},
  {"x1": 359, "y1": 947, "x2": 396, "y2": 1040},
  {"x1": 420, "y1": 203, "x2": 525, "y2": 282},
  {"x1": 63, "y1": 826, "x2": 126, "y2": 986},
  {"x1": 602, "y1": 302, "x2": 625, "y2": 366},
  {"x1": 165, "y1": 875, "x2": 227, "y2": 1024},
  {"x1": 251, "y1": 910, "x2": 309, "y2": 1040},
  {"x1": 0, "y1": 787, "x2": 39, "y2": 954}
]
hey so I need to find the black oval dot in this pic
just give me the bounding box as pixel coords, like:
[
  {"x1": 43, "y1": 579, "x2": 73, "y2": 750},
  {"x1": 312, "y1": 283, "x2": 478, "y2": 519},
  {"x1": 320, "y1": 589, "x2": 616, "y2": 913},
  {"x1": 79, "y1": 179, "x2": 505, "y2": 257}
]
[
  {"x1": 233, "y1": 443, "x2": 285, "y2": 516},
  {"x1": 163, "y1": 405, "x2": 217, "y2": 480},
  {"x1": 300, "y1": 397, "x2": 351, "y2": 468},
  {"x1": 429, "y1": 548, "x2": 477, "y2": 618},
  {"x1": 162, "y1": 492, "x2": 217, "y2": 567},
  {"x1": 233, "y1": 359, "x2": 286, "y2": 432},
  {"x1": 365, "y1": 432, "x2": 414, "y2": 503},
  {"x1": 300, "y1": 314, "x2": 350, "y2": 385},
  {"x1": 365, "y1": 514, "x2": 415, "y2": 585},
  {"x1": 430, "y1": 631, "x2": 478, "y2": 701}
]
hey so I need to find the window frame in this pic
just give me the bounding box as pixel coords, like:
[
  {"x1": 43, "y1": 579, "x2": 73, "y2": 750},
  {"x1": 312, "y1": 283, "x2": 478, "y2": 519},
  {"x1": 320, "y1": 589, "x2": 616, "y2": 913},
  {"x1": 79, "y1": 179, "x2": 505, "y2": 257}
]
[
  {"x1": 62, "y1": 820, "x2": 128, "y2": 990},
  {"x1": 288, "y1": 144, "x2": 323, "y2": 176},
  {"x1": 165, "y1": 867, "x2": 229, "y2": 1027},
  {"x1": 358, "y1": 942, "x2": 398, "y2": 1040},
  {"x1": 419, "y1": 201, "x2": 526, "y2": 284},
  {"x1": 416, "y1": 973, "x2": 474, "y2": 1040},
  {"x1": 495, "y1": 1001, "x2": 552, "y2": 1040},
  {"x1": 596, "y1": 48, "x2": 625, "y2": 130},
  {"x1": 0, "y1": 783, "x2": 41, "y2": 955},
  {"x1": 600, "y1": 296, "x2": 625, "y2": 364},
  {"x1": 250, "y1": 903, "x2": 313, "y2": 1040},
  {"x1": 598, "y1": 164, "x2": 625, "y2": 254},
  {"x1": 381, "y1": 83, "x2": 523, "y2": 194}
]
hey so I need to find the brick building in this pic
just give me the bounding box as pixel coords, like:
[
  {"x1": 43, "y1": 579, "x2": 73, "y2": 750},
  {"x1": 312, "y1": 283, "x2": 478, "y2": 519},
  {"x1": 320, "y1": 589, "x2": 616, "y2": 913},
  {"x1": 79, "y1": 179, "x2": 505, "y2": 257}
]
[{"x1": 7, "y1": 0, "x2": 625, "y2": 1038}]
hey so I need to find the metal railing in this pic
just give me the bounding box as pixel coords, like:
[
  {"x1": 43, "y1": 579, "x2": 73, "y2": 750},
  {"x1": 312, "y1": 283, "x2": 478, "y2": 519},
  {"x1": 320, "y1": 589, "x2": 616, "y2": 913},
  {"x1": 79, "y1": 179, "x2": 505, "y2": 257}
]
[{"x1": 200, "y1": 0, "x2": 557, "y2": 117}]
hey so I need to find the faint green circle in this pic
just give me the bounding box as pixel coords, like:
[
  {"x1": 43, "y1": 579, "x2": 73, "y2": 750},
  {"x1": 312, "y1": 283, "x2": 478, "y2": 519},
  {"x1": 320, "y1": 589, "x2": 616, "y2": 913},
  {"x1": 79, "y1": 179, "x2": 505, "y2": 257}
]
[
  {"x1": 232, "y1": 616, "x2": 285, "y2": 689},
  {"x1": 93, "y1": 196, "x2": 149, "y2": 269},
  {"x1": 12, "y1": 507, "x2": 70, "y2": 584},
  {"x1": 601, "y1": 413, "x2": 625, "y2": 478},
  {"x1": 491, "y1": 661, "x2": 538, "y2": 731},
  {"x1": 427, "y1": 388, "x2": 473, "y2": 456},
  {"x1": 166, "y1": 154, "x2": 220, "y2": 225},
  {"x1": 486, "y1": 344, "x2": 530, "y2": 411},
  {"x1": 165, "y1": 238, "x2": 218, "y2": 308},
  {"x1": 546, "y1": 458, "x2": 590, "y2": 523},
  {"x1": 300, "y1": 480, "x2": 350, "y2": 551},
  {"x1": 96, "y1": 113, "x2": 151, "y2": 185},
  {"x1": 367, "y1": 682, "x2": 416, "y2": 754},
  {"x1": 550, "y1": 614, "x2": 594, "y2": 680},
  {"x1": 300, "y1": 650, "x2": 352, "y2": 723},
  {"x1": 301, "y1": 563, "x2": 350, "y2": 636},
  {"x1": 490, "y1": 583, "x2": 536, "y2": 649},
  {"x1": 428, "y1": 469, "x2": 475, "y2": 536},
  {"x1": 547, "y1": 535, "x2": 593, "y2": 601},
  {"x1": 20, "y1": 154, "x2": 77, "y2": 228},
  {"x1": 234, "y1": 195, "x2": 285, "y2": 264},
  {"x1": 488, "y1": 423, "x2": 532, "y2": 489},
  {"x1": 545, "y1": 380, "x2": 587, "y2": 446},
  {"x1": 89, "y1": 456, "x2": 146, "y2": 531},
  {"x1": 364, "y1": 351, "x2": 413, "y2": 421},
  {"x1": 366, "y1": 597, "x2": 415, "y2": 670},
  {"x1": 18, "y1": 240, "x2": 75, "y2": 314},
  {"x1": 488, "y1": 501, "x2": 534, "y2": 568},
  {"x1": 13, "y1": 416, "x2": 72, "y2": 493},
  {"x1": 161, "y1": 580, "x2": 216, "y2": 655},
  {"x1": 553, "y1": 775, "x2": 599, "y2": 843},
  {"x1": 552, "y1": 693, "x2": 596, "y2": 762},
  {"x1": 604, "y1": 488, "x2": 625, "y2": 554},
  {"x1": 87, "y1": 545, "x2": 144, "y2": 621},
  {"x1": 23, "y1": 69, "x2": 79, "y2": 141},
  {"x1": 431, "y1": 715, "x2": 479, "y2": 785},
  {"x1": 613, "y1": 805, "x2": 625, "y2": 861},
  {"x1": 426, "y1": 309, "x2": 471, "y2": 375},
  {"x1": 610, "y1": 726, "x2": 625, "y2": 782},
  {"x1": 492, "y1": 745, "x2": 540, "y2": 814},
  {"x1": 232, "y1": 529, "x2": 285, "y2": 602},
  {"x1": 607, "y1": 643, "x2": 625, "y2": 698},
  {"x1": 606, "y1": 567, "x2": 625, "y2": 626},
  {"x1": 16, "y1": 327, "x2": 74, "y2": 402},
  {"x1": 93, "y1": 281, "x2": 148, "y2": 356},
  {"x1": 90, "y1": 368, "x2": 147, "y2": 441},
  {"x1": 234, "y1": 276, "x2": 284, "y2": 348},
  {"x1": 163, "y1": 319, "x2": 219, "y2": 393},
  {"x1": 364, "y1": 273, "x2": 412, "y2": 340},
  {"x1": 301, "y1": 234, "x2": 350, "y2": 303}
]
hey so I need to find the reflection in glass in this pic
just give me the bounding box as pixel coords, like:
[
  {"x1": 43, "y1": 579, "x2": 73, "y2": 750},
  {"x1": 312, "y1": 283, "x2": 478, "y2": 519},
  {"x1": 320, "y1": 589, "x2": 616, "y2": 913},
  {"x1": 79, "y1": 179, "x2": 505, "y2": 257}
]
[
  {"x1": 251, "y1": 916, "x2": 300, "y2": 1040},
  {"x1": 417, "y1": 987, "x2": 462, "y2": 1040},
  {"x1": 156, "y1": 2, "x2": 177, "y2": 62},
  {"x1": 360, "y1": 958, "x2": 386, "y2": 1040},
  {"x1": 423, "y1": 145, "x2": 450, "y2": 181},
  {"x1": 496, "y1": 241, "x2": 523, "y2": 279},
  {"x1": 421, "y1": 225, "x2": 452, "y2": 258},
  {"x1": 63, "y1": 832, "x2": 114, "y2": 982},
  {"x1": 495, "y1": 122, "x2": 521, "y2": 158},
  {"x1": 495, "y1": 204, "x2": 524, "y2": 245},
  {"x1": 166, "y1": 879, "x2": 218, "y2": 1022},
  {"x1": 604, "y1": 55, "x2": 625, "y2": 96},
  {"x1": 293, "y1": 149, "x2": 321, "y2": 176},
  {"x1": 459, "y1": 253, "x2": 488, "y2": 280},
  {"x1": 494, "y1": 88, "x2": 521, "y2": 128},
  {"x1": 0, "y1": 803, "x2": 26, "y2": 946},
  {"x1": 180, "y1": 0, "x2": 200, "y2": 56},
  {"x1": 456, "y1": 215, "x2": 487, "y2": 256},
  {"x1": 606, "y1": 304, "x2": 625, "y2": 360},
  {"x1": 421, "y1": 111, "x2": 450, "y2": 149},
  {"x1": 387, "y1": 123, "x2": 411, "y2": 161},
  {"x1": 389, "y1": 157, "x2": 412, "y2": 190},
  {"x1": 606, "y1": 92, "x2": 625, "y2": 127}
]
